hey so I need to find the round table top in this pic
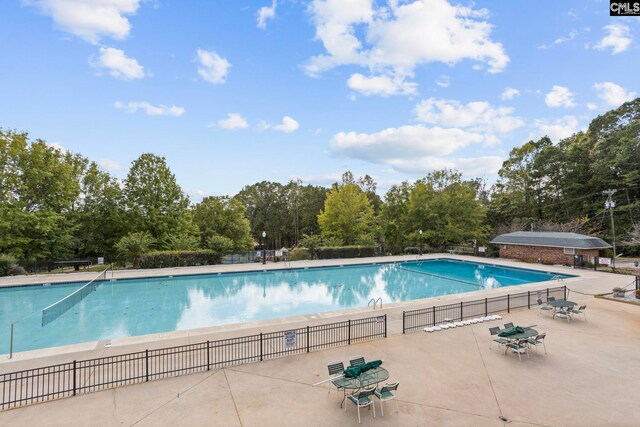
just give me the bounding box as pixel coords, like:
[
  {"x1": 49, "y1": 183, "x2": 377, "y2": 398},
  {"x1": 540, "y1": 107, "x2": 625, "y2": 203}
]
[
  {"x1": 332, "y1": 367, "x2": 389, "y2": 390},
  {"x1": 499, "y1": 327, "x2": 538, "y2": 340},
  {"x1": 548, "y1": 300, "x2": 576, "y2": 308}
]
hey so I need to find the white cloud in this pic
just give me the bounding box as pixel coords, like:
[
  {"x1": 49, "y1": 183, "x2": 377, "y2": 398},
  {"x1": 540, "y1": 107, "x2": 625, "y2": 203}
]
[
  {"x1": 306, "y1": 0, "x2": 509, "y2": 95},
  {"x1": 545, "y1": 85, "x2": 576, "y2": 108},
  {"x1": 114, "y1": 101, "x2": 185, "y2": 117},
  {"x1": 594, "y1": 24, "x2": 632, "y2": 55},
  {"x1": 217, "y1": 113, "x2": 249, "y2": 130},
  {"x1": 414, "y1": 98, "x2": 524, "y2": 134},
  {"x1": 90, "y1": 47, "x2": 144, "y2": 80},
  {"x1": 347, "y1": 73, "x2": 417, "y2": 96},
  {"x1": 257, "y1": 1, "x2": 277, "y2": 29},
  {"x1": 98, "y1": 158, "x2": 123, "y2": 171},
  {"x1": 586, "y1": 103, "x2": 598, "y2": 111},
  {"x1": 435, "y1": 75, "x2": 450, "y2": 88},
  {"x1": 24, "y1": 0, "x2": 141, "y2": 44},
  {"x1": 271, "y1": 116, "x2": 299, "y2": 133},
  {"x1": 329, "y1": 124, "x2": 503, "y2": 176},
  {"x1": 501, "y1": 87, "x2": 520, "y2": 100},
  {"x1": 331, "y1": 125, "x2": 484, "y2": 161},
  {"x1": 593, "y1": 82, "x2": 636, "y2": 107},
  {"x1": 196, "y1": 49, "x2": 230, "y2": 84},
  {"x1": 46, "y1": 142, "x2": 68, "y2": 154},
  {"x1": 534, "y1": 116, "x2": 579, "y2": 142},
  {"x1": 538, "y1": 29, "x2": 578, "y2": 49}
]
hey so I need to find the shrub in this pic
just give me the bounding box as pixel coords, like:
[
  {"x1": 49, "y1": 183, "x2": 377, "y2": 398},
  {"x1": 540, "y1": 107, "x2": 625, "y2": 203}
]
[
  {"x1": 116, "y1": 232, "x2": 155, "y2": 269},
  {"x1": 10, "y1": 266, "x2": 27, "y2": 276},
  {"x1": 289, "y1": 247, "x2": 311, "y2": 261},
  {"x1": 316, "y1": 246, "x2": 377, "y2": 260},
  {"x1": 404, "y1": 246, "x2": 420, "y2": 255},
  {"x1": 140, "y1": 250, "x2": 220, "y2": 269},
  {"x1": 0, "y1": 254, "x2": 17, "y2": 277}
]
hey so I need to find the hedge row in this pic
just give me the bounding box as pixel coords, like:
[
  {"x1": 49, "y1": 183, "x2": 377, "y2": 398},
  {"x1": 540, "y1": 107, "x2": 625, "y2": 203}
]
[
  {"x1": 0, "y1": 255, "x2": 17, "y2": 277},
  {"x1": 316, "y1": 246, "x2": 378, "y2": 259},
  {"x1": 139, "y1": 250, "x2": 221, "y2": 269}
]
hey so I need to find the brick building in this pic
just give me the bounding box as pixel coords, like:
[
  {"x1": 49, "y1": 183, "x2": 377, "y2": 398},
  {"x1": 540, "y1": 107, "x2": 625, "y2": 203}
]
[{"x1": 490, "y1": 231, "x2": 611, "y2": 265}]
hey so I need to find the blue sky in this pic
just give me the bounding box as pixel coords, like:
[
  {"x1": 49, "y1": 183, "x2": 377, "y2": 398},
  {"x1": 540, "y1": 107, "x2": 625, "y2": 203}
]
[{"x1": 0, "y1": 1, "x2": 638, "y2": 201}]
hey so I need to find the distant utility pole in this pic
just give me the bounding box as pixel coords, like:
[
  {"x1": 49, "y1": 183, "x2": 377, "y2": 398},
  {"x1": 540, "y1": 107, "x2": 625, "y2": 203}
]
[{"x1": 603, "y1": 189, "x2": 617, "y2": 269}]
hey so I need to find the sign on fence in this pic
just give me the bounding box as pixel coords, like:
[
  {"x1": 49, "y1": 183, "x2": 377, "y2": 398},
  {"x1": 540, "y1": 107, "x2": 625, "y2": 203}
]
[
  {"x1": 275, "y1": 250, "x2": 283, "y2": 257},
  {"x1": 97, "y1": 257, "x2": 104, "y2": 265},
  {"x1": 376, "y1": 316, "x2": 385, "y2": 323},
  {"x1": 283, "y1": 330, "x2": 296, "y2": 348},
  {"x1": 478, "y1": 246, "x2": 486, "y2": 253},
  {"x1": 599, "y1": 257, "x2": 611, "y2": 265}
]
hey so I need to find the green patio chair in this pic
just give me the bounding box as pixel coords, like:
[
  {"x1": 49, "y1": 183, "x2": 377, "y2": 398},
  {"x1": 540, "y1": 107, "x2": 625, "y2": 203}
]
[
  {"x1": 503, "y1": 322, "x2": 514, "y2": 329},
  {"x1": 349, "y1": 356, "x2": 365, "y2": 367},
  {"x1": 504, "y1": 339, "x2": 529, "y2": 361},
  {"x1": 328, "y1": 361, "x2": 345, "y2": 403},
  {"x1": 374, "y1": 382, "x2": 399, "y2": 416},
  {"x1": 346, "y1": 386, "x2": 376, "y2": 423},
  {"x1": 571, "y1": 305, "x2": 586, "y2": 320},
  {"x1": 537, "y1": 298, "x2": 554, "y2": 315},
  {"x1": 489, "y1": 326, "x2": 509, "y2": 350},
  {"x1": 547, "y1": 296, "x2": 556, "y2": 302},
  {"x1": 527, "y1": 333, "x2": 547, "y2": 354}
]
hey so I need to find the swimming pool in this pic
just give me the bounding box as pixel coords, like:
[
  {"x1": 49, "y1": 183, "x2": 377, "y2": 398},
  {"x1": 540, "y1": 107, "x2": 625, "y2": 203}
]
[{"x1": 0, "y1": 259, "x2": 572, "y2": 353}]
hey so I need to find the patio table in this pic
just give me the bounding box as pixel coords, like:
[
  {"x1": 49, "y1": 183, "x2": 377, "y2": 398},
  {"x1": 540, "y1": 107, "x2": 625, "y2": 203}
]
[
  {"x1": 548, "y1": 300, "x2": 576, "y2": 321},
  {"x1": 499, "y1": 327, "x2": 538, "y2": 356},
  {"x1": 332, "y1": 367, "x2": 389, "y2": 408}
]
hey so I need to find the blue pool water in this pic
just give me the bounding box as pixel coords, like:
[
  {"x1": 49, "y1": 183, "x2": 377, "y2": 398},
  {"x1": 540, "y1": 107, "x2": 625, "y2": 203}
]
[{"x1": 0, "y1": 259, "x2": 572, "y2": 353}]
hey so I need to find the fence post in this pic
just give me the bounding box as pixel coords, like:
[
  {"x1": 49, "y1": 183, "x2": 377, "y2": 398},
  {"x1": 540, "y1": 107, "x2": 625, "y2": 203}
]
[
  {"x1": 402, "y1": 311, "x2": 405, "y2": 334},
  {"x1": 384, "y1": 314, "x2": 387, "y2": 338},
  {"x1": 9, "y1": 322, "x2": 14, "y2": 359},
  {"x1": 546, "y1": 288, "x2": 549, "y2": 300},
  {"x1": 73, "y1": 360, "x2": 77, "y2": 396},
  {"x1": 484, "y1": 298, "x2": 488, "y2": 317},
  {"x1": 145, "y1": 349, "x2": 149, "y2": 382},
  {"x1": 460, "y1": 301, "x2": 463, "y2": 321},
  {"x1": 260, "y1": 333, "x2": 263, "y2": 361},
  {"x1": 507, "y1": 294, "x2": 510, "y2": 313},
  {"x1": 432, "y1": 306, "x2": 436, "y2": 326},
  {"x1": 564, "y1": 285, "x2": 567, "y2": 300},
  {"x1": 636, "y1": 275, "x2": 640, "y2": 290},
  {"x1": 206, "y1": 340, "x2": 210, "y2": 371},
  {"x1": 348, "y1": 320, "x2": 351, "y2": 345},
  {"x1": 527, "y1": 291, "x2": 530, "y2": 309},
  {"x1": 306, "y1": 326, "x2": 310, "y2": 352}
]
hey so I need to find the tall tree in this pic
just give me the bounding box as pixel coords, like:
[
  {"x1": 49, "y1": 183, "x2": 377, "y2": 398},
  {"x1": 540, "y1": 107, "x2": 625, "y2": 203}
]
[
  {"x1": 192, "y1": 196, "x2": 253, "y2": 252},
  {"x1": 123, "y1": 153, "x2": 195, "y2": 243},
  {"x1": 317, "y1": 183, "x2": 376, "y2": 245}
]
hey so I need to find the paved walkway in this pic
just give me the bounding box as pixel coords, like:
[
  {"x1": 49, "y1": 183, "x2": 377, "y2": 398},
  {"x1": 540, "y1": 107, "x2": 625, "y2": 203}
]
[{"x1": 1, "y1": 296, "x2": 638, "y2": 426}]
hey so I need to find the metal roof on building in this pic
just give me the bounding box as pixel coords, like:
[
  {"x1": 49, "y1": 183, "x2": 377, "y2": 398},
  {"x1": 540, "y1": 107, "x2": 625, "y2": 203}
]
[{"x1": 490, "y1": 231, "x2": 611, "y2": 249}]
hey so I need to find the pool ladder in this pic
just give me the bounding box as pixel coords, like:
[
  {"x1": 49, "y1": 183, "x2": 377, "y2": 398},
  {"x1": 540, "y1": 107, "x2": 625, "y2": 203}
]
[
  {"x1": 551, "y1": 275, "x2": 564, "y2": 282},
  {"x1": 368, "y1": 297, "x2": 383, "y2": 309}
]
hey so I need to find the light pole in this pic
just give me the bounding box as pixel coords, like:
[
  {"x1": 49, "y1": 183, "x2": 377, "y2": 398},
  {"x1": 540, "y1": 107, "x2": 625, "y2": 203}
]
[
  {"x1": 419, "y1": 229, "x2": 423, "y2": 256},
  {"x1": 604, "y1": 190, "x2": 617, "y2": 269},
  {"x1": 262, "y1": 231, "x2": 267, "y2": 265}
]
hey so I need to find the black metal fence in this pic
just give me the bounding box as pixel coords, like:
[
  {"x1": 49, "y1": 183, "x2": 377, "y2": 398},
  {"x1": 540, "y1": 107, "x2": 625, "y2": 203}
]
[
  {"x1": 402, "y1": 285, "x2": 566, "y2": 333},
  {"x1": 0, "y1": 314, "x2": 386, "y2": 411}
]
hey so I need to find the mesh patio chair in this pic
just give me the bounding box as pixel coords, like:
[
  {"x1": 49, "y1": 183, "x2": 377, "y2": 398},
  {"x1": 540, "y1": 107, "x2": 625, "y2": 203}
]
[
  {"x1": 504, "y1": 322, "x2": 514, "y2": 329},
  {"x1": 327, "y1": 361, "x2": 345, "y2": 403},
  {"x1": 537, "y1": 298, "x2": 554, "y2": 315},
  {"x1": 489, "y1": 326, "x2": 509, "y2": 350},
  {"x1": 346, "y1": 386, "x2": 376, "y2": 423},
  {"x1": 527, "y1": 333, "x2": 547, "y2": 354},
  {"x1": 547, "y1": 296, "x2": 556, "y2": 302},
  {"x1": 374, "y1": 383, "x2": 399, "y2": 416},
  {"x1": 571, "y1": 305, "x2": 586, "y2": 320},
  {"x1": 504, "y1": 339, "x2": 529, "y2": 361},
  {"x1": 349, "y1": 356, "x2": 366, "y2": 367}
]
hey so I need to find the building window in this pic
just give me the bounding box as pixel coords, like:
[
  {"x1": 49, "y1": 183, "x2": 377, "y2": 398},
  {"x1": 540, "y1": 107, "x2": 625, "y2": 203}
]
[{"x1": 563, "y1": 247, "x2": 575, "y2": 255}]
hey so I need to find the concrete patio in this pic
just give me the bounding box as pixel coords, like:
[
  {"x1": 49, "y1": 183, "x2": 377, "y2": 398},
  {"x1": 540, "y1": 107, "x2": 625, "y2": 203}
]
[{"x1": 1, "y1": 293, "x2": 638, "y2": 427}]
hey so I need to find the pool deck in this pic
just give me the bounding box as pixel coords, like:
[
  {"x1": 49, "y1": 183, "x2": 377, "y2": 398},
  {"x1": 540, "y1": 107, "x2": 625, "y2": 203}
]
[
  {"x1": 1, "y1": 287, "x2": 638, "y2": 426},
  {"x1": 1, "y1": 255, "x2": 638, "y2": 425}
]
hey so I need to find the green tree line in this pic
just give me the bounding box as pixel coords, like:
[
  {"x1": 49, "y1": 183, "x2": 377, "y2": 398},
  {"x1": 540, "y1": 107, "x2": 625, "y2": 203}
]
[{"x1": 1, "y1": 98, "x2": 639, "y2": 263}]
